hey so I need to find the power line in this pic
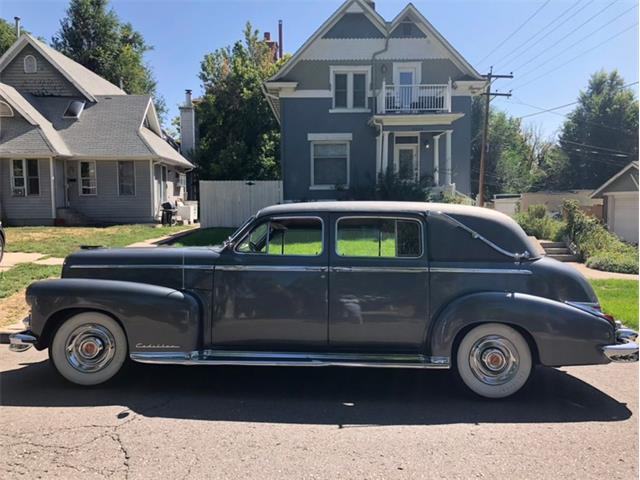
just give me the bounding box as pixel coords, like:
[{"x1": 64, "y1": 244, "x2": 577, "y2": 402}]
[
  {"x1": 514, "y1": 3, "x2": 637, "y2": 81},
  {"x1": 509, "y1": 22, "x2": 638, "y2": 91},
  {"x1": 560, "y1": 139, "x2": 634, "y2": 155},
  {"x1": 476, "y1": 0, "x2": 552, "y2": 66},
  {"x1": 493, "y1": 0, "x2": 589, "y2": 70},
  {"x1": 509, "y1": 0, "x2": 620, "y2": 73}
]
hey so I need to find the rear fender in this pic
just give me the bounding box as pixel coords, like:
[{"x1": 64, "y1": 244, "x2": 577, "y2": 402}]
[
  {"x1": 27, "y1": 279, "x2": 201, "y2": 353},
  {"x1": 428, "y1": 291, "x2": 615, "y2": 366}
]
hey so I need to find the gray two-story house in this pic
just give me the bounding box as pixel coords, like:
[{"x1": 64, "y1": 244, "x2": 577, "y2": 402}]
[
  {"x1": 264, "y1": 0, "x2": 485, "y2": 201},
  {"x1": 0, "y1": 33, "x2": 193, "y2": 226}
]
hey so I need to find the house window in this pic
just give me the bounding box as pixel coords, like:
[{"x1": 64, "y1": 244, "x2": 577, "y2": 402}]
[
  {"x1": 330, "y1": 67, "x2": 370, "y2": 110},
  {"x1": 178, "y1": 173, "x2": 187, "y2": 189},
  {"x1": 23, "y1": 55, "x2": 37, "y2": 74},
  {"x1": 311, "y1": 141, "x2": 349, "y2": 189},
  {"x1": 336, "y1": 217, "x2": 422, "y2": 258},
  {"x1": 11, "y1": 159, "x2": 39, "y2": 196},
  {"x1": 80, "y1": 161, "x2": 97, "y2": 195},
  {"x1": 118, "y1": 161, "x2": 135, "y2": 196}
]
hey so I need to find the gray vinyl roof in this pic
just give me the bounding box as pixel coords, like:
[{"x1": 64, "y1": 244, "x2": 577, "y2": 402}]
[{"x1": 1, "y1": 85, "x2": 193, "y2": 168}]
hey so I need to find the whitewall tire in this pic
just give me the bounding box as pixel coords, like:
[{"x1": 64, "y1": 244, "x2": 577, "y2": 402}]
[
  {"x1": 456, "y1": 323, "x2": 532, "y2": 399},
  {"x1": 50, "y1": 312, "x2": 128, "y2": 386}
]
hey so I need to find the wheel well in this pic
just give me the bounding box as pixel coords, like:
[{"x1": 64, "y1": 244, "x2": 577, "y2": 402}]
[
  {"x1": 39, "y1": 308, "x2": 126, "y2": 348},
  {"x1": 450, "y1": 322, "x2": 541, "y2": 367}
]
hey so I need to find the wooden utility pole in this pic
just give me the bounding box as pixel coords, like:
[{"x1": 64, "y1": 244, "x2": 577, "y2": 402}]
[{"x1": 477, "y1": 67, "x2": 513, "y2": 207}]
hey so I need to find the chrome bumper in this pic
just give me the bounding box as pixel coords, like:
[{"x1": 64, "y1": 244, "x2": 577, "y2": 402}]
[
  {"x1": 603, "y1": 327, "x2": 638, "y2": 363},
  {"x1": 9, "y1": 331, "x2": 38, "y2": 352}
]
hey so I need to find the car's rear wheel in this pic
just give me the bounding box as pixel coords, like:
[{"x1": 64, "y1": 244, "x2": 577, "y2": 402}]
[
  {"x1": 50, "y1": 312, "x2": 127, "y2": 386},
  {"x1": 456, "y1": 323, "x2": 532, "y2": 399}
]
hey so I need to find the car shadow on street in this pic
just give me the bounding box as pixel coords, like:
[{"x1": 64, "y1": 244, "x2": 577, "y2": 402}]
[{"x1": 0, "y1": 359, "x2": 632, "y2": 426}]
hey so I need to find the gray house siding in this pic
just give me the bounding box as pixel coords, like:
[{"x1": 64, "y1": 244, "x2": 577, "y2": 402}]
[
  {"x1": 280, "y1": 95, "x2": 472, "y2": 200},
  {"x1": 282, "y1": 58, "x2": 468, "y2": 91},
  {"x1": 322, "y1": 13, "x2": 384, "y2": 38},
  {"x1": 1, "y1": 45, "x2": 81, "y2": 97},
  {"x1": 390, "y1": 20, "x2": 427, "y2": 38},
  {"x1": 66, "y1": 160, "x2": 153, "y2": 223},
  {"x1": 601, "y1": 169, "x2": 639, "y2": 193},
  {"x1": 0, "y1": 158, "x2": 53, "y2": 225},
  {"x1": 281, "y1": 97, "x2": 377, "y2": 201}
]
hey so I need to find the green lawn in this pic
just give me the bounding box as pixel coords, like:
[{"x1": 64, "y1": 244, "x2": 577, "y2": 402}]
[
  {"x1": 5, "y1": 224, "x2": 192, "y2": 258},
  {"x1": 0, "y1": 263, "x2": 62, "y2": 299},
  {"x1": 170, "y1": 227, "x2": 236, "y2": 247},
  {"x1": 591, "y1": 280, "x2": 638, "y2": 330}
]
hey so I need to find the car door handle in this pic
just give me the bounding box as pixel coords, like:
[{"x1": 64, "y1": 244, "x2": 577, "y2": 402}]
[{"x1": 330, "y1": 267, "x2": 352, "y2": 273}]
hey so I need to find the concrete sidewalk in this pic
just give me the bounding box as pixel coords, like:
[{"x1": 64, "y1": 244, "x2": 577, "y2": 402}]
[{"x1": 566, "y1": 262, "x2": 638, "y2": 280}]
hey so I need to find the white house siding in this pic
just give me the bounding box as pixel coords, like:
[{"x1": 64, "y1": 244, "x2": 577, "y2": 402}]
[
  {"x1": 67, "y1": 160, "x2": 153, "y2": 223},
  {"x1": 0, "y1": 158, "x2": 54, "y2": 225}
]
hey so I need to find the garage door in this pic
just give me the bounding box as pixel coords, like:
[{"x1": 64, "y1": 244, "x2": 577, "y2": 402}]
[{"x1": 613, "y1": 196, "x2": 639, "y2": 243}]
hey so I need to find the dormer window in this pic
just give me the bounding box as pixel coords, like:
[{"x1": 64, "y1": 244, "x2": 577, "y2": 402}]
[
  {"x1": 63, "y1": 100, "x2": 85, "y2": 119},
  {"x1": 23, "y1": 55, "x2": 37, "y2": 74}
]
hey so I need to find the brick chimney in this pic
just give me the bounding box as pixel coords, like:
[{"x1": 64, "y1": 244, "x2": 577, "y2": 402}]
[{"x1": 179, "y1": 89, "x2": 196, "y2": 158}]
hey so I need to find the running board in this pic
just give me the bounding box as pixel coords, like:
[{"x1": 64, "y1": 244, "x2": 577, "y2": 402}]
[{"x1": 130, "y1": 350, "x2": 450, "y2": 369}]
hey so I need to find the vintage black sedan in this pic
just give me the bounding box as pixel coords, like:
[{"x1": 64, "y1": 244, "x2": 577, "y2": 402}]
[{"x1": 9, "y1": 202, "x2": 638, "y2": 398}]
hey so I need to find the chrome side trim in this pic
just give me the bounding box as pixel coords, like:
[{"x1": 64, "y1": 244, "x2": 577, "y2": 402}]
[
  {"x1": 216, "y1": 265, "x2": 328, "y2": 273},
  {"x1": 69, "y1": 264, "x2": 215, "y2": 270},
  {"x1": 431, "y1": 211, "x2": 531, "y2": 261},
  {"x1": 130, "y1": 350, "x2": 450, "y2": 369},
  {"x1": 430, "y1": 267, "x2": 532, "y2": 275},
  {"x1": 330, "y1": 266, "x2": 428, "y2": 273}
]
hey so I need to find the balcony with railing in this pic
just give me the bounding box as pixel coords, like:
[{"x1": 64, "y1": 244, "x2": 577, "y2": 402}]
[{"x1": 377, "y1": 81, "x2": 452, "y2": 114}]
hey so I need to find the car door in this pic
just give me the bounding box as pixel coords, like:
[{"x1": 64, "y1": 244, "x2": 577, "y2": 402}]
[
  {"x1": 212, "y1": 214, "x2": 329, "y2": 350},
  {"x1": 328, "y1": 214, "x2": 429, "y2": 352}
]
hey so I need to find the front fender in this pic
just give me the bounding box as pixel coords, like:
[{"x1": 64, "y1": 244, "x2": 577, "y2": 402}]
[
  {"x1": 429, "y1": 291, "x2": 615, "y2": 367},
  {"x1": 27, "y1": 279, "x2": 201, "y2": 353}
]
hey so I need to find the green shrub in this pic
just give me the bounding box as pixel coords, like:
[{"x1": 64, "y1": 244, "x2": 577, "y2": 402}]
[
  {"x1": 563, "y1": 200, "x2": 638, "y2": 274},
  {"x1": 514, "y1": 205, "x2": 565, "y2": 241},
  {"x1": 348, "y1": 170, "x2": 432, "y2": 201}
]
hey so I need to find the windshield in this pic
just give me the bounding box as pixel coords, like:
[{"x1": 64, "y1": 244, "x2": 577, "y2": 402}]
[{"x1": 221, "y1": 215, "x2": 256, "y2": 248}]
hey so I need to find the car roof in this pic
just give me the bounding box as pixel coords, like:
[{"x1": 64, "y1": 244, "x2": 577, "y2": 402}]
[{"x1": 257, "y1": 201, "x2": 507, "y2": 222}]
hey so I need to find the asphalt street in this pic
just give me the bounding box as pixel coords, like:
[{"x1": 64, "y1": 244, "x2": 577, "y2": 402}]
[{"x1": 1, "y1": 346, "x2": 637, "y2": 479}]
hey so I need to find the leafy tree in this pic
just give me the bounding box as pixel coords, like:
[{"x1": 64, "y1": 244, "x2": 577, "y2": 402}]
[
  {"x1": 559, "y1": 70, "x2": 638, "y2": 188},
  {"x1": 0, "y1": 18, "x2": 38, "y2": 55},
  {"x1": 51, "y1": 0, "x2": 165, "y2": 119},
  {"x1": 194, "y1": 22, "x2": 286, "y2": 180}
]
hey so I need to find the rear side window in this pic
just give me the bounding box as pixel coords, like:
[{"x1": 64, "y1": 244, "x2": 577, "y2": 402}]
[
  {"x1": 428, "y1": 216, "x2": 508, "y2": 262},
  {"x1": 236, "y1": 217, "x2": 323, "y2": 256},
  {"x1": 336, "y1": 217, "x2": 422, "y2": 258}
]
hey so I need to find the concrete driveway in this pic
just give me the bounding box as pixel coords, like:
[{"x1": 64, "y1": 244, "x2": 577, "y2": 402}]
[{"x1": 0, "y1": 347, "x2": 637, "y2": 480}]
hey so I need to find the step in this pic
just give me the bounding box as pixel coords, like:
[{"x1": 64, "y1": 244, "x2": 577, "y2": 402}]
[
  {"x1": 544, "y1": 247, "x2": 571, "y2": 255},
  {"x1": 539, "y1": 241, "x2": 566, "y2": 248},
  {"x1": 547, "y1": 254, "x2": 578, "y2": 262}
]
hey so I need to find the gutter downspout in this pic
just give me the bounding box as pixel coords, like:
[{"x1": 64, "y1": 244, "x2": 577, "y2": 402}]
[{"x1": 370, "y1": 33, "x2": 390, "y2": 182}]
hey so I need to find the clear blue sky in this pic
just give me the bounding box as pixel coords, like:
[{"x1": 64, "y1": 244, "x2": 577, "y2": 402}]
[{"x1": 2, "y1": 0, "x2": 637, "y2": 138}]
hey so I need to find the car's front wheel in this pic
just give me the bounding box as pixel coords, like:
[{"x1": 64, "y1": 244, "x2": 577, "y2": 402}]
[
  {"x1": 456, "y1": 323, "x2": 532, "y2": 399},
  {"x1": 50, "y1": 312, "x2": 128, "y2": 386}
]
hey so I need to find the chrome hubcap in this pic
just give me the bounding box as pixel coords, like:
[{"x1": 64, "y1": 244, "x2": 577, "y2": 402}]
[
  {"x1": 469, "y1": 335, "x2": 519, "y2": 385},
  {"x1": 65, "y1": 324, "x2": 116, "y2": 373}
]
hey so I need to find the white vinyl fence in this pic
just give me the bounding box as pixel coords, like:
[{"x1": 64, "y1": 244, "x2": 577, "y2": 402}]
[{"x1": 199, "y1": 180, "x2": 283, "y2": 228}]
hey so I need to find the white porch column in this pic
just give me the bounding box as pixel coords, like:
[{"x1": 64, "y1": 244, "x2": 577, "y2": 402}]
[
  {"x1": 433, "y1": 134, "x2": 440, "y2": 186},
  {"x1": 375, "y1": 129, "x2": 382, "y2": 178},
  {"x1": 445, "y1": 130, "x2": 452, "y2": 185},
  {"x1": 382, "y1": 131, "x2": 390, "y2": 173}
]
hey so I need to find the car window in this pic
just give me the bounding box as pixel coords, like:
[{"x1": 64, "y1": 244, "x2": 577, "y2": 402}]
[
  {"x1": 336, "y1": 217, "x2": 422, "y2": 258},
  {"x1": 236, "y1": 217, "x2": 323, "y2": 256}
]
